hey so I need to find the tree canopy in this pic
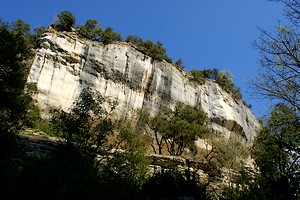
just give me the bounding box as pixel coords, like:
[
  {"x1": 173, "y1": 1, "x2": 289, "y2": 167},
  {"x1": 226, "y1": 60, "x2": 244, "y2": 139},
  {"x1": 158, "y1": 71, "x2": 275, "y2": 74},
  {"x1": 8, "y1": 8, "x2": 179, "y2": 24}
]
[
  {"x1": 241, "y1": 0, "x2": 300, "y2": 199},
  {"x1": 54, "y1": 11, "x2": 76, "y2": 31},
  {"x1": 147, "y1": 103, "x2": 210, "y2": 156},
  {"x1": 50, "y1": 88, "x2": 117, "y2": 155},
  {"x1": 251, "y1": 104, "x2": 300, "y2": 198},
  {"x1": 0, "y1": 12, "x2": 270, "y2": 199},
  {"x1": 126, "y1": 35, "x2": 172, "y2": 63},
  {"x1": 250, "y1": 1, "x2": 300, "y2": 113},
  {"x1": 0, "y1": 19, "x2": 38, "y2": 134},
  {"x1": 77, "y1": 19, "x2": 103, "y2": 40}
]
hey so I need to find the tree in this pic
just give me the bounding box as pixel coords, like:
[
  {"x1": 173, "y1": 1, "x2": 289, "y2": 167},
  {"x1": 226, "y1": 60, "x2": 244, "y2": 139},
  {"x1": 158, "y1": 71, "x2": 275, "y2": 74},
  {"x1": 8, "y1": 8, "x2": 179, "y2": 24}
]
[
  {"x1": 149, "y1": 102, "x2": 211, "y2": 156},
  {"x1": 190, "y1": 68, "x2": 243, "y2": 100},
  {"x1": 0, "y1": 19, "x2": 37, "y2": 134},
  {"x1": 250, "y1": 2, "x2": 300, "y2": 113},
  {"x1": 54, "y1": 11, "x2": 76, "y2": 31},
  {"x1": 274, "y1": 0, "x2": 300, "y2": 27},
  {"x1": 100, "y1": 125, "x2": 149, "y2": 199},
  {"x1": 126, "y1": 35, "x2": 172, "y2": 63},
  {"x1": 126, "y1": 35, "x2": 143, "y2": 47},
  {"x1": 11, "y1": 19, "x2": 30, "y2": 37},
  {"x1": 211, "y1": 134, "x2": 251, "y2": 191},
  {"x1": 29, "y1": 26, "x2": 46, "y2": 49},
  {"x1": 174, "y1": 58, "x2": 184, "y2": 70},
  {"x1": 174, "y1": 58, "x2": 183, "y2": 66},
  {"x1": 77, "y1": 19, "x2": 103, "y2": 40},
  {"x1": 11, "y1": 19, "x2": 46, "y2": 49},
  {"x1": 100, "y1": 27, "x2": 122, "y2": 45},
  {"x1": 50, "y1": 88, "x2": 117, "y2": 155},
  {"x1": 243, "y1": 1, "x2": 300, "y2": 199},
  {"x1": 251, "y1": 104, "x2": 299, "y2": 199}
]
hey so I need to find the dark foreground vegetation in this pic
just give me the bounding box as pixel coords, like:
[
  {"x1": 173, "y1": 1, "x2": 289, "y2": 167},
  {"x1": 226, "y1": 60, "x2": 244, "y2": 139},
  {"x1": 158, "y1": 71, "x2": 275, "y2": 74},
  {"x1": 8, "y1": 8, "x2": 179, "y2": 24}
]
[
  {"x1": 0, "y1": 136, "x2": 208, "y2": 200},
  {"x1": 1, "y1": 0, "x2": 300, "y2": 199}
]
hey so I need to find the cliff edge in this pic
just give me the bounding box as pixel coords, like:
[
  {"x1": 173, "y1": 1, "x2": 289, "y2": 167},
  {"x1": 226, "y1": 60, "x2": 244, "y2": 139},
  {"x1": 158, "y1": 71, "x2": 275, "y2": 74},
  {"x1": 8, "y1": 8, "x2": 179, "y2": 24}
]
[{"x1": 27, "y1": 30, "x2": 260, "y2": 141}]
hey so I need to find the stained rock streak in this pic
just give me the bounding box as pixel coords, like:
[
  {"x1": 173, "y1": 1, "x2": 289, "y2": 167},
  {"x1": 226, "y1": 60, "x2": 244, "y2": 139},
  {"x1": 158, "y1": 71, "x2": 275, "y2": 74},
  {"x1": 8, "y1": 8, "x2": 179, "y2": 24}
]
[{"x1": 27, "y1": 30, "x2": 260, "y2": 141}]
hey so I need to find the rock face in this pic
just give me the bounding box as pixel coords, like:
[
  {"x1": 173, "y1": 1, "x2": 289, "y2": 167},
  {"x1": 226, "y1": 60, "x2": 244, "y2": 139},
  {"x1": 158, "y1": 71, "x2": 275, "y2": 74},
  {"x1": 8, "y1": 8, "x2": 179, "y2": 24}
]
[{"x1": 27, "y1": 30, "x2": 260, "y2": 141}]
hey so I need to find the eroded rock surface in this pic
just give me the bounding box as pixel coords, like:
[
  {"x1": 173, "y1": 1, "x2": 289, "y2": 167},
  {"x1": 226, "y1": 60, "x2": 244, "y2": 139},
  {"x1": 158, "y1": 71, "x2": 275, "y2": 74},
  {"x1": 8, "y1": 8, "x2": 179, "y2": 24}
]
[{"x1": 27, "y1": 30, "x2": 260, "y2": 140}]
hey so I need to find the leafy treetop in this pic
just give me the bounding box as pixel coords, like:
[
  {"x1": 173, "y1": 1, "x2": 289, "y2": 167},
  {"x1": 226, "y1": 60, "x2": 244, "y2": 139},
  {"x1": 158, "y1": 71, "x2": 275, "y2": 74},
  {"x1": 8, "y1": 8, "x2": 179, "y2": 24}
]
[
  {"x1": 0, "y1": 19, "x2": 39, "y2": 134},
  {"x1": 143, "y1": 102, "x2": 211, "y2": 156},
  {"x1": 53, "y1": 11, "x2": 76, "y2": 32},
  {"x1": 126, "y1": 35, "x2": 172, "y2": 63}
]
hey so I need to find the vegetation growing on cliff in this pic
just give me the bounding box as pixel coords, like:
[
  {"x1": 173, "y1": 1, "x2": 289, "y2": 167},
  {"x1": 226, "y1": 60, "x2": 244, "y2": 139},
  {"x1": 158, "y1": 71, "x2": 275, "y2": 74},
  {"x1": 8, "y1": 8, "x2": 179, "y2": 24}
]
[
  {"x1": 126, "y1": 35, "x2": 173, "y2": 63},
  {"x1": 139, "y1": 103, "x2": 211, "y2": 156},
  {"x1": 49, "y1": 88, "x2": 117, "y2": 156},
  {"x1": 55, "y1": 12, "x2": 173, "y2": 64},
  {"x1": 0, "y1": 19, "x2": 39, "y2": 136},
  {"x1": 53, "y1": 11, "x2": 76, "y2": 32},
  {"x1": 1, "y1": 2, "x2": 300, "y2": 198},
  {"x1": 52, "y1": 11, "x2": 247, "y2": 104},
  {"x1": 0, "y1": 16, "x2": 211, "y2": 199},
  {"x1": 228, "y1": 0, "x2": 300, "y2": 199},
  {"x1": 191, "y1": 68, "x2": 243, "y2": 101}
]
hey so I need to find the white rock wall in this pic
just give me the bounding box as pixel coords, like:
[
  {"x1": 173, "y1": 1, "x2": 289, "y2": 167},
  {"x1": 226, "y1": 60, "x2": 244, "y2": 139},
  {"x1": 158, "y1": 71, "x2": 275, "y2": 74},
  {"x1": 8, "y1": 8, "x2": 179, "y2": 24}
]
[{"x1": 27, "y1": 30, "x2": 260, "y2": 141}]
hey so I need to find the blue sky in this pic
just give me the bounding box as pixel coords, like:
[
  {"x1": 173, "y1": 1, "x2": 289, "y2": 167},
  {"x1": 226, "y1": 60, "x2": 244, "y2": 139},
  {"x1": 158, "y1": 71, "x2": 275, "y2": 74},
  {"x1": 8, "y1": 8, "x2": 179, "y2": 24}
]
[{"x1": 1, "y1": 0, "x2": 286, "y2": 118}]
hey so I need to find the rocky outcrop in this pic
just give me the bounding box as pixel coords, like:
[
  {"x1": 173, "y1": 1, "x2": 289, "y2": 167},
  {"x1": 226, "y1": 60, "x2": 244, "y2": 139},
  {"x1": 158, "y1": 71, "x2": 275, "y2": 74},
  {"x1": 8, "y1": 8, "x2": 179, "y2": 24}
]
[{"x1": 27, "y1": 29, "x2": 260, "y2": 141}]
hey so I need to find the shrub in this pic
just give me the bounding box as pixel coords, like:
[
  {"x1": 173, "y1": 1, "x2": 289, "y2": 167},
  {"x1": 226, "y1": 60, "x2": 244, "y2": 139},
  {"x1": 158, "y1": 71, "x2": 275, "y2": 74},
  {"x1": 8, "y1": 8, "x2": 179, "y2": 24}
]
[
  {"x1": 54, "y1": 11, "x2": 76, "y2": 31},
  {"x1": 190, "y1": 68, "x2": 243, "y2": 100},
  {"x1": 126, "y1": 35, "x2": 172, "y2": 63},
  {"x1": 174, "y1": 58, "x2": 184, "y2": 69},
  {"x1": 77, "y1": 19, "x2": 103, "y2": 40},
  {"x1": 100, "y1": 27, "x2": 122, "y2": 45}
]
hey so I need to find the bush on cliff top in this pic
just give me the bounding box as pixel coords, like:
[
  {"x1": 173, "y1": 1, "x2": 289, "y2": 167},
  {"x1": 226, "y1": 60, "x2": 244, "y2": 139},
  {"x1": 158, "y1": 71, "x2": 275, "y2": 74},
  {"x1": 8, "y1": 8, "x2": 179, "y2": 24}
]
[{"x1": 191, "y1": 68, "x2": 243, "y2": 101}]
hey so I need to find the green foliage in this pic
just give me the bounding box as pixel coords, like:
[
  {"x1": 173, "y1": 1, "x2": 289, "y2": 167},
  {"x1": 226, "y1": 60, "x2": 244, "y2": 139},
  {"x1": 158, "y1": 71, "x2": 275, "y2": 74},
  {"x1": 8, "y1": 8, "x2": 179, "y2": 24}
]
[
  {"x1": 0, "y1": 16, "x2": 221, "y2": 200},
  {"x1": 6, "y1": 19, "x2": 46, "y2": 49},
  {"x1": 34, "y1": 119, "x2": 56, "y2": 136},
  {"x1": 54, "y1": 15, "x2": 175, "y2": 60},
  {"x1": 174, "y1": 58, "x2": 183, "y2": 66},
  {"x1": 100, "y1": 126, "x2": 150, "y2": 199},
  {"x1": 206, "y1": 134, "x2": 252, "y2": 194},
  {"x1": 251, "y1": 104, "x2": 300, "y2": 198},
  {"x1": 225, "y1": 104, "x2": 300, "y2": 200},
  {"x1": 54, "y1": 11, "x2": 76, "y2": 31},
  {"x1": 250, "y1": 1, "x2": 300, "y2": 112},
  {"x1": 0, "y1": 139, "x2": 212, "y2": 200},
  {"x1": 11, "y1": 19, "x2": 45, "y2": 49},
  {"x1": 0, "y1": 19, "x2": 38, "y2": 134},
  {"x1": 191, "y1": 69, "x2": 208, "y2": 84},
  {"x1": 100, "y1": 27, "x2": 123, "y2": 45},
  {"x1": 50, "y1": 88, "x2": 117, "y2": 155},
  {"x1": 174, "y1": 58, "x2": 184, "y2": 69},
  {"x1": 150, "y1": 102, "x2": 211, "y2": 156},
  {"x1": 77, "y1": 20, "x2": 122, "y2": 45},
  {"x1": 110, "y1": 126, "x2": 149, "y2": 181},
  {"x1": 237, "y1": 1, "x2": 300, "y2": 199},
  {"x1": 11, "y1": 19, "x2": 30, "y2": 37},
  {"x1": 126, "y1": 35, "x2": 172, "y2": 63},
  {"x1": 29, "y1": 26, "x2": 46, "y2": 48},
  {"x1": 77, "y1": 19, "x2": 103, "y2": 40},
  {"x1": 191, "y1": 68, "x2": 243, "y2": 100},
  {"x1": 213, "y1": 135, "x2": 250, "y2": 170},
  {"x1": 190, "y1": 68, "x2": 220, "y2": 85}
]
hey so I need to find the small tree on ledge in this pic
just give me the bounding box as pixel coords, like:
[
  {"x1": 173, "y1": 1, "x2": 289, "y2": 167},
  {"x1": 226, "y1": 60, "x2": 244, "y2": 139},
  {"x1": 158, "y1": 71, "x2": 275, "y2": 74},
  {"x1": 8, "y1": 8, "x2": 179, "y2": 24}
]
[
  {"x1": 53, "y1": 11, "x2": 76, "y2": 32},
  {"x1": 147, "y1": 102, "x2": 211, "y2": 156}
]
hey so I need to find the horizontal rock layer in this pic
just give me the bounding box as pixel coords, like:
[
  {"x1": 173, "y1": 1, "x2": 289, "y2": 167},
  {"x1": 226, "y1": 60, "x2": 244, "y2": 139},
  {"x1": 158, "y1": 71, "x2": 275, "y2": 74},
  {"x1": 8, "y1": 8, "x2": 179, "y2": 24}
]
[{"x1": 27, "y1": 30, "x2": 260, "y2": 140}]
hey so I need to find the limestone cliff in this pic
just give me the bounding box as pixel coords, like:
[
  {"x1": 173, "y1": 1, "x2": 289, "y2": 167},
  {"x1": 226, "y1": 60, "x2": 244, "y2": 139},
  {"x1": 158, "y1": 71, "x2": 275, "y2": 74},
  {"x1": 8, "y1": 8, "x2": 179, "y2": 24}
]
[{"x1": 27, "y1": 30, "x2": 260, "y2": 141}]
